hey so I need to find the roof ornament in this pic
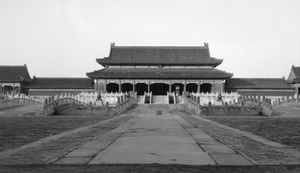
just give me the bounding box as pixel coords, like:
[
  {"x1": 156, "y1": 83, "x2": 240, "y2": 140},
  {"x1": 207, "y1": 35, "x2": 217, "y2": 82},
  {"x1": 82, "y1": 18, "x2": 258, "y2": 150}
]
[
  {"x1": 204, "y1": 42, "x2": 209, "y2": 48},
  {"x1": 111, "y1": 42, "x2": 115, "y2": 47}
]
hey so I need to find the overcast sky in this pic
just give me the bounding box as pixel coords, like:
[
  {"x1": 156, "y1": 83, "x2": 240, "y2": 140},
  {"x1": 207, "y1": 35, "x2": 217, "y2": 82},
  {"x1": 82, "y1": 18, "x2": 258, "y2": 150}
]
[{"x1": 1, "y1": 0, "x2": 299, "y2": 78}]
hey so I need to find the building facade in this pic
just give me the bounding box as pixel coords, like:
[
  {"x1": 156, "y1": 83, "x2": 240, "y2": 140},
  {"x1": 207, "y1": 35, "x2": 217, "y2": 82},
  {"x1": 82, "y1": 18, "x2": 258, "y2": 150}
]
[
  {"x1": 24, "y1": 77, "x2": 94, "y2": 98},
  {"x1": 87, "y1": 43, "x2": 233, "y2": 95},
  {"x1": 225, "y1": 78, "x2": 295, "y2": 98}
]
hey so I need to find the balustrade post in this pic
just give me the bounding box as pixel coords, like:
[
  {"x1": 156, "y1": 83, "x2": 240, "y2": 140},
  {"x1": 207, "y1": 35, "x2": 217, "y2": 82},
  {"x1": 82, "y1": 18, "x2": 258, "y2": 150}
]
[
  {"x1": 117, "y1": 97, "x2": 121, "y2": 113},
  {"x1": 44, "y1": 98, "x2": 48, "y2": 114},
  {"x1": 90, "y1": 101, "x2": 93, "y2": 115},
  {"x1": 208, "y1": 102, "x2": 212, "y2": 116},
  {"x1": 241, "y1": 102, "x2": 245, "y2": 116},
  {"x1": 105, "y1": 102, "x2": 109, "y2": 116},
  {"x1": 73, "y1": 101, "x2": 76, "y2": 115},
  {"x1": 224, "y1": 102, "x2": 228, "y2": 116}
]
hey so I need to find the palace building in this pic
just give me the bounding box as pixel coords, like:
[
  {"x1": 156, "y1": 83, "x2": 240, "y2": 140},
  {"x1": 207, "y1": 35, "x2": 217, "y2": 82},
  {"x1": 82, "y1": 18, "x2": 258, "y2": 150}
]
[
  {"x1": 87, "y1": 43, "x2": 233, "y2": 96},
  {"x1": 0, "y1": 43, "x2": 297, "y2": 101}
]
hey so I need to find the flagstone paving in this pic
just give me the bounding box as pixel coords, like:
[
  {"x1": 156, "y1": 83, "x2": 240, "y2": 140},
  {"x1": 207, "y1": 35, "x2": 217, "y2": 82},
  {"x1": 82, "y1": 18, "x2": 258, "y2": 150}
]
[{"x1": 54, "y1": 104, "x2": 252, "y2": 165}]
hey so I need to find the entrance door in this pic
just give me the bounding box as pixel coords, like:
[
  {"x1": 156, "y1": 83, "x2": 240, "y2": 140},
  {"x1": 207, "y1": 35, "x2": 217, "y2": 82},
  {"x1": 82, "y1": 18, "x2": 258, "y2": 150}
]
[{"x1": 150, "y1": 83, "x2": 169, "y2": 95}]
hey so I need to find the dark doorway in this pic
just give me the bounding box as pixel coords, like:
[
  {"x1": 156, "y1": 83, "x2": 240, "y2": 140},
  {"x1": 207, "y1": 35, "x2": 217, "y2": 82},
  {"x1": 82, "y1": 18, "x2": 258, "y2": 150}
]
[
  {"x1": 171, "y1": 83, "x2": 184, "y2": 95},
  {"x1": 4, "y1": 86, "x2": 13, "y2": 95},
  {"x1": 186, "y1": 83, "x2": 198, "y2": 93},
  {"x1": 121, "y1": 83, "x2": 133, "y2": 93},
  {"x1": 136, "y1": 83, "x2": 148, "y2": 95},
  {"x1": 200, "y1": 83, "x2": 212, "y2": 93},
  {"x1": 107, "y1": 83, "x2": 119, "y2": 93},
  {"x1": 150, "y1": 83, "x2": 169, "y2": 95}
]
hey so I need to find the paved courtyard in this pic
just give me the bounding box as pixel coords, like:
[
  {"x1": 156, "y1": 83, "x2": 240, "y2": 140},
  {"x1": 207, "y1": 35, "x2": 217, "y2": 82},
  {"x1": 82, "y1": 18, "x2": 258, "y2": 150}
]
[
  {"x1": 0, "y1": 104, "x2": 300, "y2": 166},
  {"x1": 55, "y1": 105, "x2": 251, "y2": 165}
]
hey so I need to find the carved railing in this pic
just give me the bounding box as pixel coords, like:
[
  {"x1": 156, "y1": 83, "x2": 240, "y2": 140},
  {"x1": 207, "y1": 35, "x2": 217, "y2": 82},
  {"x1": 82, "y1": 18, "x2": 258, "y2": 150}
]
[
  {"x1": 184, "y1": 93, "x2": 274, "y2": 116},
  {"x1": 273, "y1": 94, "x2": 299, "y2": 106},
  {"x1": 0, "y1": 94, "x2": 43, "y2": 110},
  {"x1": 43, "y1": 91, "x2": 137, "y2": 116}
]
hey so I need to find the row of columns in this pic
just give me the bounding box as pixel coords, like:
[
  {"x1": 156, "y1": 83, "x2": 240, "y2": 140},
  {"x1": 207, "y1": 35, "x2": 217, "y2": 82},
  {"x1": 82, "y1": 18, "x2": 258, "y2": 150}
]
[{"x1": 95, "y1": 79, "x2": 224, "y2": 93}]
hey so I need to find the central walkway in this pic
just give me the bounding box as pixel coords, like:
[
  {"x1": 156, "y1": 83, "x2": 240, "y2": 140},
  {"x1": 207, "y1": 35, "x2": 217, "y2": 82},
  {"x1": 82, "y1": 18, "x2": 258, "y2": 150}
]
[{"x1": 55, "y1": 104, "x2": 252, "y2": 165}]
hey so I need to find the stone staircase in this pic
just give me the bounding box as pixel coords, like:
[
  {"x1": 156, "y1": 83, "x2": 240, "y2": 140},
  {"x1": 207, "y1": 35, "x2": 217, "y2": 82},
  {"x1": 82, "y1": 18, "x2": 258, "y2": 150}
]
[
  {"x1": 137, "y1": 96, "x2": 145, "y2": 104},
  {"x1": 152, "y1": 96, "x2": 168, "y2": 104}
]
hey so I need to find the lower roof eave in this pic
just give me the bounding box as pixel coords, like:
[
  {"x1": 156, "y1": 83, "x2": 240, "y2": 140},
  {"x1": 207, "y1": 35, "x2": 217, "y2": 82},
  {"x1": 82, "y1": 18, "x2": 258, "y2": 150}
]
[{"x1": 86, "y1": 76, "x2": 230, "y2": 80}]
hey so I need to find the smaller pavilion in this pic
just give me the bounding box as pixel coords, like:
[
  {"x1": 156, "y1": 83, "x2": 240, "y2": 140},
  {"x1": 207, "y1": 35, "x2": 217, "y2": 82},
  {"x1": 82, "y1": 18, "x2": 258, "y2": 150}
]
[{"x1": 0, "y1": 65, "x2": 32, "y2": 95}]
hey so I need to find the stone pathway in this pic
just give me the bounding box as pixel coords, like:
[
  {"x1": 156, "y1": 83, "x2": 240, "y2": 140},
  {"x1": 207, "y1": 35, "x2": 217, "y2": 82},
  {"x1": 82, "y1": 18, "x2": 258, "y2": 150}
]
[{"x1": 54, "y1": 104, "x2": 252, "y2": 165}]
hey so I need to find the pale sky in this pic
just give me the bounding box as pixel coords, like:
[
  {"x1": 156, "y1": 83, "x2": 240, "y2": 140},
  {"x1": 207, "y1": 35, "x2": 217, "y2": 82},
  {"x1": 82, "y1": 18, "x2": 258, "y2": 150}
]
[{"x1": 0, "y1": 0, "x2": 299, "y2": 78}]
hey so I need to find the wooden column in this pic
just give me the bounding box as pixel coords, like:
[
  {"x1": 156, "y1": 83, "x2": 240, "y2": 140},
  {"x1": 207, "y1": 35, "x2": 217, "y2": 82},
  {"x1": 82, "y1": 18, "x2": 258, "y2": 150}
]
[
  {"x1": 197, "y1": 82, "x2": 201, "y2": 93},
  {"x1": 104, "y1": 80, "x2": 107, "y2": 92},
  {"x1": 147, "y1": 83, "x2": 150, "y2": 93},
  {"x1": 133, "y1": 82, "x2": 136, "y2": 92},
  {"x1": 95, "y1": 79, "x2": 98, "y2": 92},
  {"x1": 169, "y1": 82, "x2": 172, "y2": 93},
  {"x1": 13, "y1": 83, "x2": 15, "y2": 95},
  {"x1": 183, "y1": 82, "x2": 186, "y2": 92},
  {"x1": 118, "y1": 81, "x2": 121, "y2": 93}
]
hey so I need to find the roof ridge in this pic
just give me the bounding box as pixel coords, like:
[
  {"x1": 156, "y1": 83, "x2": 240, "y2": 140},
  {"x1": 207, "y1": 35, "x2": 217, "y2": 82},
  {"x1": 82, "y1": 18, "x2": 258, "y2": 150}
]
[
  {"x1": 112, "y1": 46, "x2": 207, "y2": 49},
  {"x1": 0, "y1": 65, "x2": 26, "y2": 67}
]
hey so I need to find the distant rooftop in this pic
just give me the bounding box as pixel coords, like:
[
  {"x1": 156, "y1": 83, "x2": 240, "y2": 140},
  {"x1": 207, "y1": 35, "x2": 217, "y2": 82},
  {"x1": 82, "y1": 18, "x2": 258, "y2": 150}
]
[
  {"x1": 225, "y1": 78, "x2": 292, "y2": 89},
  {"x1": 24, "y1": 77, "x2": 94, "y2": 89}
]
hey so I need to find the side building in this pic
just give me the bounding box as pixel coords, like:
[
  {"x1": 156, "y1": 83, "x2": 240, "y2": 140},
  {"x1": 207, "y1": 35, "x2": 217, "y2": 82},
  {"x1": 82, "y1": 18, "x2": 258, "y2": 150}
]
[
  {"x1": 225, "y1": 78, "x2": 295, "y2": 99},
  {"x1": 23, "y1": 77, "x2": 94, "y2": 98},
  {"x1": 287, "y1": 65, "x2": 300, "y2": 97},
  {"x1": 0, "y1": 65, "x2": 32, "y2": 95},
  {"x1": 87, "y1": 43, "x2": 233, "y2": 95}
]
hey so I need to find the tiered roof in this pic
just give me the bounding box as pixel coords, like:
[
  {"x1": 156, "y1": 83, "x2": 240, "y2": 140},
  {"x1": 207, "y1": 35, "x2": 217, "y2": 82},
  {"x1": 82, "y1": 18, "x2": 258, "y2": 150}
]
[
  {"x1": 88, "y1": 43, "x2": 232, "y2": 80},
  {"x1": 97, "y1": 43, "x2": 223, "y2": 67},
  {"x1": 0, "y1": 65, "x2": 32, "y2": 82},
  {"x1": 87, "y1": 68, "x2": 233, "y2": 79},
  {"x1": 24, "y1": 77, "x2": 94, "y2": 89}
]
